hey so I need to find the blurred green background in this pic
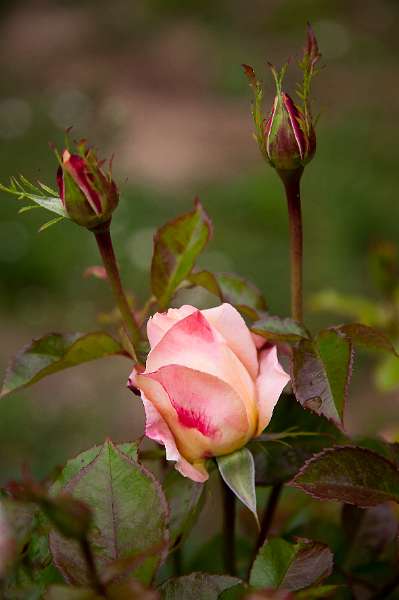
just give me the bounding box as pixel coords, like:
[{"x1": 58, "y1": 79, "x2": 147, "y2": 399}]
[{"x1": 1, "y1": 0, "x2": 399, "y2": 483}]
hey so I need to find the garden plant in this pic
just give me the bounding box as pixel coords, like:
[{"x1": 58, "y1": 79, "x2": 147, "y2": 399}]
[{"x1": 1, "y1": 25, "x2": 399, "y2": 600}]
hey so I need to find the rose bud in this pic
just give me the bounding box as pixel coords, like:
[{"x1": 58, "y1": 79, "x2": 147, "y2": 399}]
[
  {"x1": 244, "y1": 24, "x2": 320, "y2": 178},
  {"x1": 56, "y1": 141, "x2": 119, "y2": 229},
  {"x1": 263, "y1": 83, "x2": 316, "y2": 173},
  {"x1": 128, "y1": 304, "x2": 289, "y2": 482}
]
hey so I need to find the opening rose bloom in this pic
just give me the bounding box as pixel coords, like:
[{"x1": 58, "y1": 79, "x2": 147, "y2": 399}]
[{"x1": 128, "y1": 304, "x2": 290, "y2": 482}]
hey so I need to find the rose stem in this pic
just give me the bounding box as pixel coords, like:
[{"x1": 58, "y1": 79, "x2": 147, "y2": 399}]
[
  {"x1": 80, "y1": 537, "x2": 107, "y2": 596},
  {"x1": 93, "y1": 224, "x2": 141, "y2": 356},
  {"x1": 253, "y1": 170, "x2": 304, "y2": 558},
  {"x1": 222, "y1": 482, "x2": 236, "y2": 575},
  {"x1": 282, "y1": 169, "x2": 304, "y2": 322}
]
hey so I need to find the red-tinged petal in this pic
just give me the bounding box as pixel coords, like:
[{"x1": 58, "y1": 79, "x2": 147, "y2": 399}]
[
  {"x1": 136, "y1": 365, "x2": 251, "y2": 463},
  {"x1": 252, "y1": 332, "x2": 267, "y2": 350},
  {"x1": 283, "y1": 93, "x2": 306, "y2": 160},
  {"x1": 63, "y1": 152, "x2": 103, "y2": 215},
  {"x1": 203, "y1": 303, "x2": 259, "y2": 379},
  {"x1": 128, "y1": 366, "x2": 208, "y2": 481},
  {"x1": 146, "y1": 311, "x2": 257, "y2": 432},
  {"x1": 255, "y1": 346, "x2": 290, "y2": 436},
  {"x1": 142, "y1": 394, "x2": 208, "y2": 482},
  {"x1": 147, "y1": 305, "x2": 197, "y2": 349}
]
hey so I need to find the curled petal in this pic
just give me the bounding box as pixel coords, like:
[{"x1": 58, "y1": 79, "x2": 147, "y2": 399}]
[
  {"x1": 255, "y1": 346, "x2": 290, "y2": 435},
  {"x1": 141, "y1": 394, "x2": 209, "y2": 483},
  {"x1": 136, "y1": 365, "x2": 251, "y2": 464},
  {"x1": 63, "y1": 150, "x2": 103, "y2": 214},
  {"x1": 203, "y1": 303, "x2": 258, "y2": 379},
  {"x1": 147, "y1": 305, "x2": 196, "y2": 349}
]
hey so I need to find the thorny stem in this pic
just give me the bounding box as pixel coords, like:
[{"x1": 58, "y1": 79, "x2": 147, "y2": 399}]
[
  {"x1": 81, "y1": 537, "x2": 107, "y2": 596},
  {"x1": 93, "y1": 225, "x2": 140, "y2": 358},
  {"x1": 222, "y1": 481, "x2": 236, "y2": 575}
]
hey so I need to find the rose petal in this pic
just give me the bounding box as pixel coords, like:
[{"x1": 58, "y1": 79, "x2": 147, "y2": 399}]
[
  {"x1": 142, "y1": 395, "x2": 208, "y2": 482},
  {"x1": 136, "y1": 364, "x2": 251, "y2": 462},
  {"x1": 203, "y1": 303, "x2": 259, "y2": 379},
  {"x1": 63, "y1": 151, "x2": 103, "y2": 215},
  {"x1": 252, "y1": 332, "x2": 267, "y2": 350},
  {"x1": 147, "y1": 305, "x2": 196, "y2": 349},
  {"x1": 255, "y1": 346, "x2": 290, "y2": 436},
  {"x1": 146, "y1": 311, "x2": 257, "y2": 431}
]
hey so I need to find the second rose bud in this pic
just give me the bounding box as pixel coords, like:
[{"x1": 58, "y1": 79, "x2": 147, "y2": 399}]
[{"x1": 56, "y1": 141, "x2": 119, "y2": 230}]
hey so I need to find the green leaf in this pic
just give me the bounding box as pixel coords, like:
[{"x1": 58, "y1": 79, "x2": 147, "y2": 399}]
[
  {"x1": 333, "y1": 323, "x2": 397, "y2": 355},
  {"x1": 292, "y1": 330, "x2": 354, "y2": 426},
  {"x1": 50, "y1": 442, "x2": 139, "y2": 497},
  {"x1": 252, "y1": 314, "x2": 309, "y2": 343},
  {"x1": 38, "y1": 216, "x2": 64, "y2": 232},
  {"x1": 355, "y1": 437, "x2": 399, "y2": 466},
  {"x1": 0, "y1": 505, "x2": 62, "y2": 599},
  {"x1": 1, "y1": 332, "x2": 126, "y2": 398},
  {"x1": 216, "y1": 448, "x2": 258, "y2": 525},
  {"x1": 159, "y1": 573, "x2": 241, "y2": 600},
  {"x1": 0, "y1": 177, "x2": 66, "y2": 217},
  {"x1": 249, "y1": 538, "x2": 333, "y2": 591},
  {"x1": 163, "y1": 468, "x2": 205, "y2": 547},
  {"x1": 189, "y1": 271, "x2": 267, "y2": 320},
  {"x1": 252, "y1": 395, "x2": 344, "y2": 486},
  {"x1": 151, "y1": 199, "x2": 212, "y2": 309},
  {"x1": 217, "y1": 584, "x2": 247, "y2": 600},
  {"x1": 292, "y1": 446, "x2": 399, "y2": 506},
  {"x1": 49, "y1": 440, "x2": 168, "y2": 586}
]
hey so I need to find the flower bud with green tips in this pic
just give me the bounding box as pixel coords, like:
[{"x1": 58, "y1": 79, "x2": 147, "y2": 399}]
[
  {"x1": 56, "y1": 141, "x2": 119, "y2": 230},
  {"x1": 243, "y1": 23, "x2": 321, "y2": 183}
]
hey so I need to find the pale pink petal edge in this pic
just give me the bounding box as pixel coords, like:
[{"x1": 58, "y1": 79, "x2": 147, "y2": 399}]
[
  {"x1": 203, "y1": 303, "x2": 258, "y2": 379},
  {"x1": 147, "y1": 305, "x2": 197, "y2": 349},
  {"x1": 142, "y1": 396, "x2": 209, "y2": 483},
  {"x1": 128, "y1": 367, "x2": 208, "y2": 483},
  {"x1": 255, "y1": 346, "x2": 290, "y2": 436}
]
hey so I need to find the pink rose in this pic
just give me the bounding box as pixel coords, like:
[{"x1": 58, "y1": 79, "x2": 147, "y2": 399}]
[{"x1": 128, "y1": 304, "x2": 290, "y2": 483}]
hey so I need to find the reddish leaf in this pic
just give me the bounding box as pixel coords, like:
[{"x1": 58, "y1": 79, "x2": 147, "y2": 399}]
[
  {"x1": 250, "y1": 537, "x2": 333, "y2": 591},
  {"x1": 333, "y1": 323, "x2": 397, "y2": 355},
  {"x1": 292, "y1": 331, "x2": 354, "y2": 427},
  {"x1": 292, "y1": 446, "x2": 399, "y2": 507},
  {"x1": 252, "y1": 314, "x2": 309, "y2": 343},
  {"x1": 50, "y1": 441, "x2": 168, "y2": 586},
  {"x1": 1, "y1": 332, "x2": 125, "y2": 398}
]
